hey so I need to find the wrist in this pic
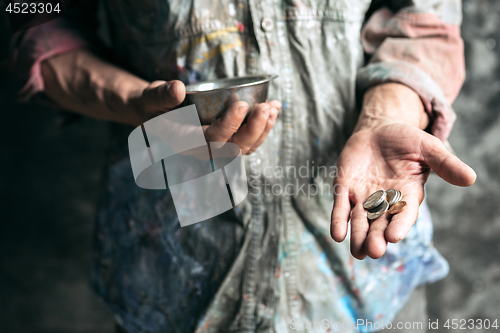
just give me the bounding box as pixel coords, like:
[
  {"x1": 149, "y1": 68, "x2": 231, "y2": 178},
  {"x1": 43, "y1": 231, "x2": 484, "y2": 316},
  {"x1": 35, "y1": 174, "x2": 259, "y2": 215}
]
[{"x1": 354, "y1": 83, "x2": 429, "y2": 133}]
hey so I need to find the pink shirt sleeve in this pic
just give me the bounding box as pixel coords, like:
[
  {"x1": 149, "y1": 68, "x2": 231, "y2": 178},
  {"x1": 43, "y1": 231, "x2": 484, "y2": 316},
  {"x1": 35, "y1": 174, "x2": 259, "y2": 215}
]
[
  {"x1": 11, "y1": 17, "x2": 92, "y2": 102},
  {"x1": 357, "y1": 2, "x2": 465, "y2": 142}
]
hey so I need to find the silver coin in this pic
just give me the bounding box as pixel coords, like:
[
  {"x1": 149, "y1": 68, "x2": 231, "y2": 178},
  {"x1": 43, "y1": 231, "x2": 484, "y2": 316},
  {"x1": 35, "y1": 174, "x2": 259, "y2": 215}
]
[
  {"x1": 363, "y1": 190, "x2": 386, "y2": 210},
  {"x1": 396, "y1": 190, "x2": 402, "y2": 204},
  {"x1": 396, "y1": 190, "x2": 402, "y2": 203},
  {"x1": 386, "y1": 189, "x2": 402, "y2": 207},
  {"x1": 367, "y1": 200, "x2": 388, "y2": 220}
]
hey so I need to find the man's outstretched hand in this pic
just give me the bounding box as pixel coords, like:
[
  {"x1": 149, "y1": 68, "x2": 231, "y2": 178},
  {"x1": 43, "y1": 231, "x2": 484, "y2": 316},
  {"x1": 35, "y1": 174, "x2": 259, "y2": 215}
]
[
  {"x1": 330, "y1": 83, "x2": 476, "y2": 260},
  {"x1": 42, "y1": 50, "x2": 280, "y2": 155}
]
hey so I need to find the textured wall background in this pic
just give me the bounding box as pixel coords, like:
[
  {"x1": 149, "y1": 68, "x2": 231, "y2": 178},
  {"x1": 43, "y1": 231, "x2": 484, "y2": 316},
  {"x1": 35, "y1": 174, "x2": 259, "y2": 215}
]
[
  {"x1": 0, "y1": 1, "x2": 498, "y2": 332},
  {"x1": 425, "y1": 0, "x2": 500, "y2": 330}
]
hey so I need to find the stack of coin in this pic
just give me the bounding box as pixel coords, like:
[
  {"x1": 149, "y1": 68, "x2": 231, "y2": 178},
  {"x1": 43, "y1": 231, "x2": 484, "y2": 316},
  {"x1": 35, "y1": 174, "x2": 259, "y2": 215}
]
[
  {"x1": 363, "y1": 189, "x2": 406, "y2": 220},
  {"x1": 385, "y1": 189, "x2": 402, "y2": 207}
]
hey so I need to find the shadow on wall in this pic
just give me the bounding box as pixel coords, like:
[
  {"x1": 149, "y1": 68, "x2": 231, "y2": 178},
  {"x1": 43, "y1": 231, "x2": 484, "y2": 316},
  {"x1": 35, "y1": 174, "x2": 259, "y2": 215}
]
[{"x1": 0, "y1": 9, "x2": 114, "y2": 333}]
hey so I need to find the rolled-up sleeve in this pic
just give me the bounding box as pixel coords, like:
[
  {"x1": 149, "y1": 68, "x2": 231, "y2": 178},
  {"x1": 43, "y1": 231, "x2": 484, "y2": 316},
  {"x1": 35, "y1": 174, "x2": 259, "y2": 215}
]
[
  {"x1": 357, "y1": 0, "x2": 465, "y2": 141},
  {"x1": 11, "y1": 1, "x2": 99, "y2": 101}
]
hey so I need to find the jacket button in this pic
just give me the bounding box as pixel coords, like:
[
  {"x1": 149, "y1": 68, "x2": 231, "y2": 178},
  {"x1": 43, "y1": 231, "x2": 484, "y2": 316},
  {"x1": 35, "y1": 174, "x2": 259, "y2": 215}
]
[{"x1": 261, "y1": 17, "x2": 274, "y2": 32}]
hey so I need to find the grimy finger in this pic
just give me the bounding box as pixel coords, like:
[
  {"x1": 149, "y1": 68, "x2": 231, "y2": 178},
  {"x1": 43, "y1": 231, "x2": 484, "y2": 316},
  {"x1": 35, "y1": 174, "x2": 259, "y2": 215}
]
[
  {"x1": 365, "y1": 213, "x2": 390, "y2": 259},
  {"x1": 384, "y1": 192, "x2": 421, "y2": 243},
  {"x1": 330, "y1": 182, "x2": 350, "y2": 242},
  {"x1": 230, "y1": 103, "x2": 270, "y2": 154},
  {"x1": 204, "y1": 101, "x2": 248, "y2": 142},
  {"x1": 246, "y1": 106, "x2": 279, "y2": 154},
  {"x1": 350, "y1": 204, "x2": 369, "y2": 260},
  {"x1": 141, "y1": 80, "x2": 186, "y2": 111},
  {"x1": 422, "y1": 134, "x2": 476, "y2": 187}
]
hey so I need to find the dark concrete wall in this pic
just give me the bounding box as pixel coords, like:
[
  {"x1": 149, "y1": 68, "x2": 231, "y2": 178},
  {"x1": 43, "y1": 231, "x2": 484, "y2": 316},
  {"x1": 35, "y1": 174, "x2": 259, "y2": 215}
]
[
  {"x1": 426, "y1": 1, "x2": 500, "y2": 329},
  {"x1": 0, "y1": 1, "x2": 498, "y2": 332}
]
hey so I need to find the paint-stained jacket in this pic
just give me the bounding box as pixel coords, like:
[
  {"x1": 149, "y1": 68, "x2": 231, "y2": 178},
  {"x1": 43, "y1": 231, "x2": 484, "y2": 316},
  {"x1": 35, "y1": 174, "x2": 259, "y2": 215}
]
[{"x1": 12, "y1": 0, "x2": 464, "y2": 332}]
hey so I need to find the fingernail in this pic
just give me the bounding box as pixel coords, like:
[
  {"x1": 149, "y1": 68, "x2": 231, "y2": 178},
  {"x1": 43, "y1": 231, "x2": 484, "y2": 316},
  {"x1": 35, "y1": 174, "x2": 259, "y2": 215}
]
[
  {"x1": 262, "y1": 106, "x2": 270, "y2": 118},
  {"x1": 167, "y1": 82, "x2": 177, "y2": 98},
  {"x1": 268, "y1": 108, "x2": 278, "y2": 124},
  {"x1": 238, "y1": 105, "x2": 248, "y2": 115}
]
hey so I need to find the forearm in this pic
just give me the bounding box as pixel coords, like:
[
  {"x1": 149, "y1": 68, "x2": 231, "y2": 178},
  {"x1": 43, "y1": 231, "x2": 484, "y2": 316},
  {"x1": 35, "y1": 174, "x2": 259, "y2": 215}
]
[
  {"x1": 358, "y1": 2, "x2": 464, "y2": 142},
  {"x1": 355, "y1": 83, "x2": 429, "y2": 132},
  {"x1": 41, "y1": 50, "x2": 149, "y2": 125}
]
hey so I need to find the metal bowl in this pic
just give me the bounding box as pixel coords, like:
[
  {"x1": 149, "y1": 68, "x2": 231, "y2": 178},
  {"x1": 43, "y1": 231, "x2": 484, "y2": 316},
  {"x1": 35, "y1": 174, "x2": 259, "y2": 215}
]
[{"x1": 184, "y1": 74, "x2": 278, "y2": 125}]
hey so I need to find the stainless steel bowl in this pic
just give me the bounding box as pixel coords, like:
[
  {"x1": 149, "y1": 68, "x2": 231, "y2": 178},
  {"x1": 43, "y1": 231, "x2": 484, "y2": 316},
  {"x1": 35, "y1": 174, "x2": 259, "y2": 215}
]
[{"x1": 184, "y1": 74, "x2": 278, "y2": 125}]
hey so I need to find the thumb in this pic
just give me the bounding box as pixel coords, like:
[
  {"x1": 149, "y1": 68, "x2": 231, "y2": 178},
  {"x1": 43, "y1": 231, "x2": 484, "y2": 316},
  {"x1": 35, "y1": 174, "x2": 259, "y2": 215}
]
[
  {"x1": 141, "y1": 80, "x2": 186, "y2": 112},
  {"x1": 422, "y1": 134, "x2": 477, "y2": 187}
]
